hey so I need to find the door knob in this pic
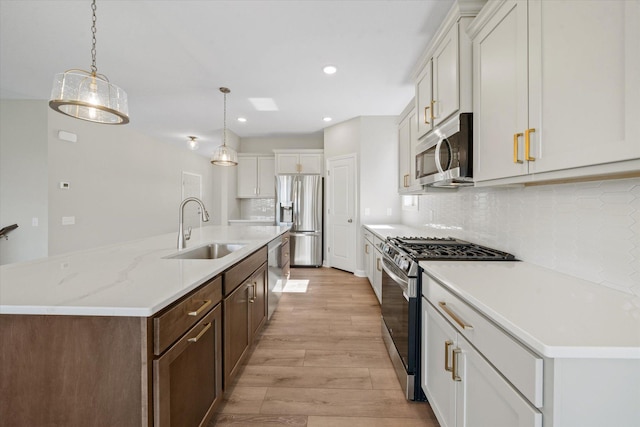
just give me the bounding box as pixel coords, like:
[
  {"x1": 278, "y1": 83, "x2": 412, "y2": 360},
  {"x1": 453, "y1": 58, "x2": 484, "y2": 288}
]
[{"x1": 347, "y1": 219, "x2": 353, "y2": 223}]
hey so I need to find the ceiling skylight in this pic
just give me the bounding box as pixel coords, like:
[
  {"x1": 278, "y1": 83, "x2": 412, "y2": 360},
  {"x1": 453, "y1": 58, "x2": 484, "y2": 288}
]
[{"x1": 249, "y1": 98, "x2": 279, "y2": 111}]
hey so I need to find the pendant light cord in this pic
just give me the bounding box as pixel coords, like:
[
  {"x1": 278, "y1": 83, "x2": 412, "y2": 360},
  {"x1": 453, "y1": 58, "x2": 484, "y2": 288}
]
[
  {"x1": 223, "y1": 90, "x2": 227, "y2": 147},
  {"x1": 90, "y1": 0, "x2": 98, "y2": 75}
]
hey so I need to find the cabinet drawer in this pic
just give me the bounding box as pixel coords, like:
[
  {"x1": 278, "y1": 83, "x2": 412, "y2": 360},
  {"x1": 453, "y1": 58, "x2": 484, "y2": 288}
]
[
  {"x1": 224, "y1": 246, "x2": 268, "y2": 296},
  {"x1": 373, "y1": 235, "x2": 384, "y2": 250},
  {"x1": 423, "y1": 273, "x2": 543, "y2": 408},
  {"x1": 154, "y1": 276, "x2": 222, "y2": 356}
]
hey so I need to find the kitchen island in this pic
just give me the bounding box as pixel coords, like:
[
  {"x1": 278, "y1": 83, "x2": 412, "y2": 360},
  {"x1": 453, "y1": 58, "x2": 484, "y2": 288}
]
[{"x1": 0, "y1": 225, "x2": 289, "y2": 427}]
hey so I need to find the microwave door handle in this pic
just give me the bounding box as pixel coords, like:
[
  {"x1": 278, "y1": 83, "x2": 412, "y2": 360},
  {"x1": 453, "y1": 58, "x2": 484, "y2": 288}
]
[{"x1": 434, "y1": 136, "x2": 445, "y2": 175}]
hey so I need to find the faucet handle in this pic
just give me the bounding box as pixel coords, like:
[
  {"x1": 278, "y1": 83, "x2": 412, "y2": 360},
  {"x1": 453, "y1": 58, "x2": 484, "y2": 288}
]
[{"x1": 185, "y1": 226, "x2": 192, "y2": 241}]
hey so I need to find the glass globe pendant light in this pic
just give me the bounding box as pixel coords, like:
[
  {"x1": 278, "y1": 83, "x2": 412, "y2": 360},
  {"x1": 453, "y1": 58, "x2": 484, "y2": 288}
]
[
  {"x1": 187, "y1": 136, "x2": 199, "y2": 150},
  {"x1": 211, "y1": 87, "x2": 238, "y2": 166},
  {"x1": 49, "y1": 0, "x2": 129, "y2": 124}
]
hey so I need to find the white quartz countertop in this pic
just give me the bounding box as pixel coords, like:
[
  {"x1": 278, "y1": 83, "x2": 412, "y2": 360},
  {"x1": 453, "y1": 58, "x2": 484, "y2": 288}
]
[
  {"x1": 420, "y1": 260, "x2": 640, "y2": 359},
  {"x1": 0, "y1": 225, "x2": 289, "y2": 317}
]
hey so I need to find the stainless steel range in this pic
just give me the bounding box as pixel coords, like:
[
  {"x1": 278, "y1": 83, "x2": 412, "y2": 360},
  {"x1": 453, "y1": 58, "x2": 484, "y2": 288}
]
[{"x1": 380, "y1": 236, "x2": 516, "y2": 401}]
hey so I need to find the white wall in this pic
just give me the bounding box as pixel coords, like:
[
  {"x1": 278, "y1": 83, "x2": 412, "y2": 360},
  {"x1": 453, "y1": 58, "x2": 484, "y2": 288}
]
[
  {"x1": 323, "y1": 117, "x2": 360, "y2": 160},
  {"x1": 401, "y1": 177, "x2": 640, "y2": 295},
  {"x1": 324, "y1": 116, "x2": 402, "y2": 274},
  {"x1": 0, "y1": 100, "x2": 48, "y2": 264},
  {"x1": 47, "y1": 109, "x2": 218, "y2": 255},
  {"x1": 240, "y1": 134, "x2": 323, "y2": 154},
  {"x1": 360, "y1": 116, "x2": 402, "y2": 224}
]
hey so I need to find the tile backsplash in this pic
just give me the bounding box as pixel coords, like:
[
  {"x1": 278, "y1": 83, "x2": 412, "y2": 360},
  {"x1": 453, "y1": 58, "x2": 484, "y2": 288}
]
[
  {"x1": 401, "y1": 177, "x2": 640, "y2": 296},
  {"x1": 239, "y1": 198, "x2": 276, "y2": 220}
]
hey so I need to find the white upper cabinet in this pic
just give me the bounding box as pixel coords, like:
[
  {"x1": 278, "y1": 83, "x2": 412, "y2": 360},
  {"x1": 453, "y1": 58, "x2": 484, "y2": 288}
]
[
  {"x1": 274, "y1": 149, "x2": 324, "y2": 175},
  {"x1": 398, "y1": 101, "x2": 421, "y2": 194},
  {"x1": 471, "y1": 0, "x2": 640, "y2": 184},
  {"x1": 432, "y1": 23, "x2": 460, "y2": 128},
  {"x1": 237, "y1": 155, "x2": 275, "y2": 198},
  {"x1": 414, "y1": 2, "x2": 479, "y2": 141},
  {"x1": 416, "y1": 61, "x2": 434, "y2": 138}
]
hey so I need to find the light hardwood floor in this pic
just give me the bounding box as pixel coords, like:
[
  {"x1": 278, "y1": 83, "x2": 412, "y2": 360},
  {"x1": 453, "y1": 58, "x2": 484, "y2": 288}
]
[{"x1": 210, "y1": 267, "x2": 439, "y2": 427}]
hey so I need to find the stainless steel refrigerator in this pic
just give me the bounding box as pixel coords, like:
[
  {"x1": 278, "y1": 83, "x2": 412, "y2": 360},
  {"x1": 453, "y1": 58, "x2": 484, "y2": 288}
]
[{"x1": 276, "y1": 175, "x2": 322, "y2": 267}]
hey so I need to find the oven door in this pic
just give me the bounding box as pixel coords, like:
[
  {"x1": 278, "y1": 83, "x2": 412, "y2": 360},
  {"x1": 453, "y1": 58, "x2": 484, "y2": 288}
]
[{"x1": 381, "y1": 257, "x2": 411, "y2": 368}]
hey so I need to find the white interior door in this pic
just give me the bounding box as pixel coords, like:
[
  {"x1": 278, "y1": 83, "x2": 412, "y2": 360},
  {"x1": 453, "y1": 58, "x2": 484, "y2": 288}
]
[
  {"x1": 326, "y1": 154, "x2": 356, "y2": 272},
  {"x1": 181, "y1": 172, "x2": 202, "y2": 231}
]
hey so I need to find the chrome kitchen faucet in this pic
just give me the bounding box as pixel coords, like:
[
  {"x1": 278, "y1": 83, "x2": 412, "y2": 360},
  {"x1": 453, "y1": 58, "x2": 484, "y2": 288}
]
[{"x1": 177, "y1": 197, "x2": 210, "y2": 250}]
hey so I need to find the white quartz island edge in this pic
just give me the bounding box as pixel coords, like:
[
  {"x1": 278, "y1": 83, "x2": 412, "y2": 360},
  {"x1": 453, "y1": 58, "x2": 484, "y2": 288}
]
[
  {"x1": 0, "y1": 225, "x2": 290, "y2": 317},
  {"x1": 420, "y1": 260, "x2": 640, "y2": 359}
]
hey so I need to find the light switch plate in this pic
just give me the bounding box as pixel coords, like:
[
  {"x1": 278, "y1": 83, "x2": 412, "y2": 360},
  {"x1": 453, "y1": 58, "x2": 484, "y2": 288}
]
[{"x1": 62, "y1": 216, "x2": 75, "y2": 225}]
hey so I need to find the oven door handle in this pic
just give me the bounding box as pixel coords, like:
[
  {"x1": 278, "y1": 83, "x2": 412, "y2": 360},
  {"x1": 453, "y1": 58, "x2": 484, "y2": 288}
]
[{"x1": 381, "y1": 258, "x2": 410, "y2": 293}]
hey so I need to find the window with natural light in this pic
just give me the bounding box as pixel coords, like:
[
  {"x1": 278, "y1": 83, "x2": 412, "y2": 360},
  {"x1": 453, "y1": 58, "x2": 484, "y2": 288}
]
[{"x1": 402, "y1": 195, "x2": 419, "y2": 211}]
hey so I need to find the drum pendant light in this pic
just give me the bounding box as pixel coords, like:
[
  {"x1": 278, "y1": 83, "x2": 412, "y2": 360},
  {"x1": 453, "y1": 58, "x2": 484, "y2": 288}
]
[
  {"x1": 211, "y1": 87, "x2": 238, "y2": 166},
  {"x1": 49, "y1": 0, "x2": 129, "y2": 125}
]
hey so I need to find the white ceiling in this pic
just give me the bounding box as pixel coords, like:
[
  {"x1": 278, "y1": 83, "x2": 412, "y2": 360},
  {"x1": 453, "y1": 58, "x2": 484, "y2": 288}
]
[{"x1": 0, "y1": 0, "x2": 453, "y2": 156}]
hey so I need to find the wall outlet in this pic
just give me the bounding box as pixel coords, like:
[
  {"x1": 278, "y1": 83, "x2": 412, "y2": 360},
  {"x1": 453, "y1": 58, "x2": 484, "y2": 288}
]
[
  {"x1": 364, "y1": 208, "x2": 370, "y2": 216},
  {"x1": 387, "y1": 208, "x2": 392, "y2": 216},
  {"x1": 32, "y1": 217, "x2": 38, "y2": 226},
  {"x1": 59, "y1": 182, "x2": 70, "y2": 189},
  {"x1": 62, "y1": 216, "x2": 75, "y2": 225}
]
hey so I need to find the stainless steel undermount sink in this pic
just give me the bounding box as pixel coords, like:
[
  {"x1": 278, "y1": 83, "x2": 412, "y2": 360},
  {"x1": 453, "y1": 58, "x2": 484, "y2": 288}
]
[{"x1": 165, "y1": 243, "x2": 246, "y2": 260}]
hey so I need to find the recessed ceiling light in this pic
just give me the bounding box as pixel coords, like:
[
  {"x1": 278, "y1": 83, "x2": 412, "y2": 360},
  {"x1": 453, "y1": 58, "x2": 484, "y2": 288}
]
[
  {"x1": 249, "y1": 98, "x2": 279, "y2": 111},
  {"x1": 323, "y1": 117, "x2": 332, "y2": 122},
  {"x1": 237, "y1": 117, "x2": 247, "y2": 122},
  {"x1": 323, "y1": 65, "x2": 337, "y2": 75}
]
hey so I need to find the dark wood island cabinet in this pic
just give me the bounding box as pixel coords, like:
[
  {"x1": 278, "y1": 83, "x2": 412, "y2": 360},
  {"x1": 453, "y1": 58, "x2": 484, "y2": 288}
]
[{"x1": 0, "y1": 244, "x2": 270, "y2": 427}]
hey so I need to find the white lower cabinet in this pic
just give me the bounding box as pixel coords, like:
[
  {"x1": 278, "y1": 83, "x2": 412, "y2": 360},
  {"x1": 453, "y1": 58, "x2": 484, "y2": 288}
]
[
  {"x1": 422, "y1": 300, "x2": 542, "y2": 427},
  {"x1": 372, "y1": 249, "x2": 382, "y2": 304},
  {"x1": 363, "y1": 228, "x2": 382, "y2": 304}
]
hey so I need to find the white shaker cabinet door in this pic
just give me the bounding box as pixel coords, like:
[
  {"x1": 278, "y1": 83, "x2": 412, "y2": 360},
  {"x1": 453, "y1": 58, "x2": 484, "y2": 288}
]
[
  {"x1": 416, "y1": 61, "x2": 434, "y2": 139},
  {"x1": 298, "y1": 153, "x2": 323, "y2": 174},
  {"x1": 257, "y1": 157, "x2": 275, "y2": 197},
  {"x1": 422, "y1": 300, "x2": 457, "y2": 427},
  {"x1": 527, "y1": 0, "x2": 640, "y2": 174},
  {"x1": 237, "y1": 156, "x2": 259, "y2": 197},
  {"x1": 456, "y1": 335, "x2": 542, "y2": 427},
  {"x1": 398, "y1": 113, "x2": 411, "y2": 191},
  {"x1": 276, "y1": 153, "x2": 300, "y2": 174},
  {"x1": 473, "y1": 0, "x2": 529, "y2": 182},
  {"x1": 433, "y1": 22, "x2": 460, "y2": 127}
]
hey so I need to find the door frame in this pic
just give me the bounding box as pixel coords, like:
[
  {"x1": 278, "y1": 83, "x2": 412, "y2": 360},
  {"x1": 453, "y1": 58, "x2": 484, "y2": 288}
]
[{"x1": 325, "y1": 153, "x2": 358, "y2": 272}]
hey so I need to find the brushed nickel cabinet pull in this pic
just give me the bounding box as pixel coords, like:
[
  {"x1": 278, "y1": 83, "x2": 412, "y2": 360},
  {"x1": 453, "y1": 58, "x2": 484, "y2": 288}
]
[
  {"x1": 365, "y1": 244, "x2": 370, "y2": 255},
  {"x1": 444, "y1": 340, "x2": 453, "y2": 372},
  {"x1": 438, "y1": 302, "x2": 473, "y2": 330},
  {"x1": 188, "y1": 322, "x2": 212, "y2": 343},
  {"x1": 188, "y1": 299, "x2": 212, "y2": 317},
  {"x1": 452, "y1": 348, "x2": 462, "y2": 382},
  {"x1": 376, "y1": 258, "x2": 382, "y2": 272}
]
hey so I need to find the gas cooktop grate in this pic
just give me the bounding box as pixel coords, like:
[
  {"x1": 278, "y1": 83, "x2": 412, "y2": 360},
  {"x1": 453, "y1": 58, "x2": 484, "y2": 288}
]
[{"x1": 388, "y1": 237, "x2": 516, "y2": 261}]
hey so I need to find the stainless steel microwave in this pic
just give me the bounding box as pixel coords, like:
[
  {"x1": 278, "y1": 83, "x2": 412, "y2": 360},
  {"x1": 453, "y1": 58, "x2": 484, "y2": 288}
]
[{"x1": 415, "y1": 113, "x2": 473, "y2": 188}]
